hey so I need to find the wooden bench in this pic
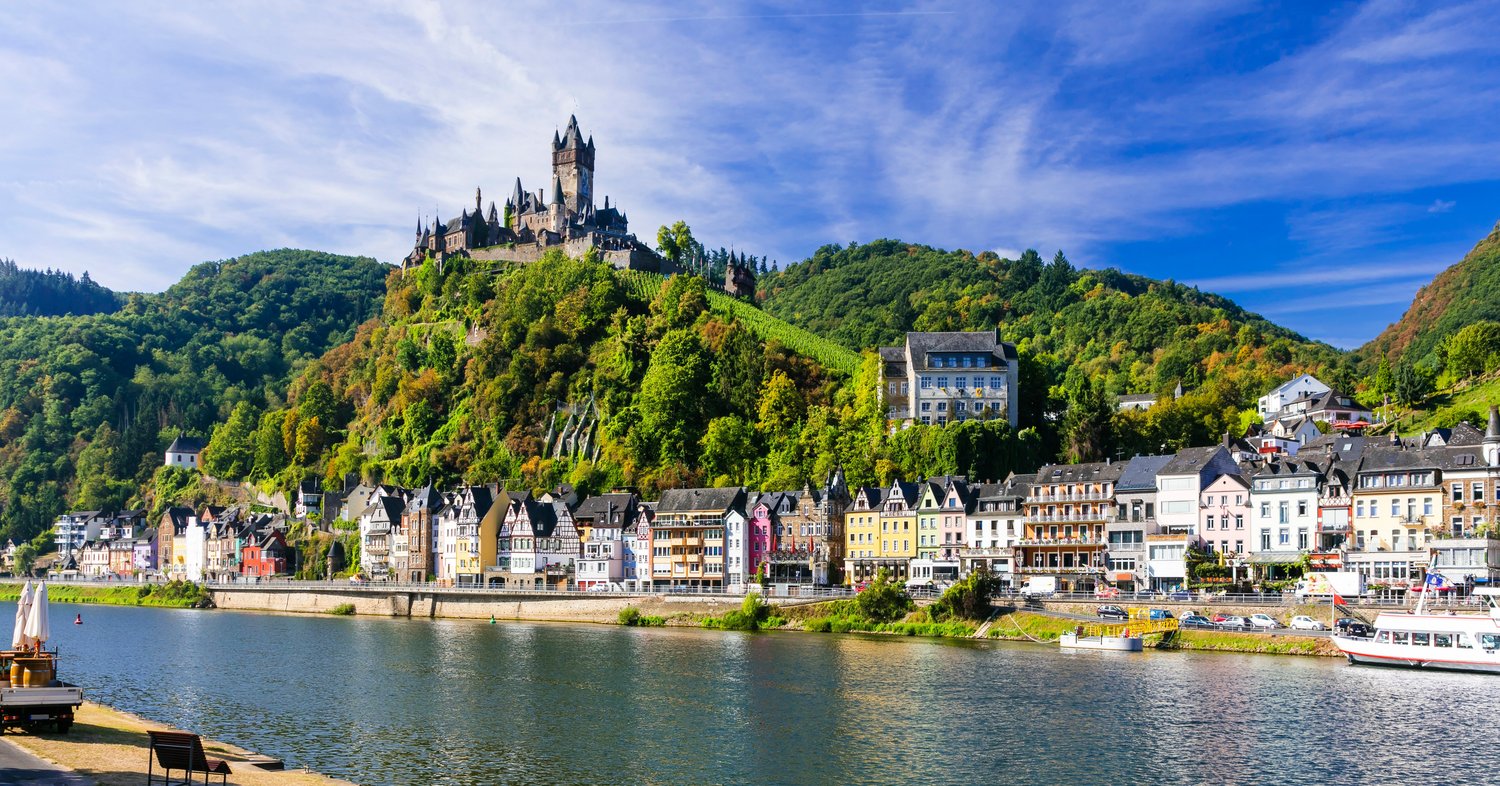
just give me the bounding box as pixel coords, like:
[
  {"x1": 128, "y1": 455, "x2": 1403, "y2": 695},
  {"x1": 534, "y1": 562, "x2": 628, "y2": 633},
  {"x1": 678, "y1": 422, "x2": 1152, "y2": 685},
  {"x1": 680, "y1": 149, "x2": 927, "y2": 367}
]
[{"x1": 146, "y1": 730, "x2": 232, "y2": 785}]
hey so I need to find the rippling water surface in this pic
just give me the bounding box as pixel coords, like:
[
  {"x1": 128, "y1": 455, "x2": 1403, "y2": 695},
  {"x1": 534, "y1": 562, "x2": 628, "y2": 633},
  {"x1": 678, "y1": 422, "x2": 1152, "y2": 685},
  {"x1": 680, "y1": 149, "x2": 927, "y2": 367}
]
[{"x1": 5, "y1": 601, "x2": 1491, "y2": 785}]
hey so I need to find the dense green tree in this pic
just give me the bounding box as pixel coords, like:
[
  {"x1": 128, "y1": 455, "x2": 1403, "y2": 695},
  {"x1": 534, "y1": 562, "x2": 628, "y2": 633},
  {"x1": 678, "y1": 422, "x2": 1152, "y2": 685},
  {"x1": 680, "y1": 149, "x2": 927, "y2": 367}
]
[
  {"x1": 1444, "y1": 321, "x2": 1500, "y2": 380},
  {"x1": 1062, "y1": 374, "x2": 1112, "y2": 463},
  {"x1": 655, "y1": 220, "x2": 696, "y2": 269},
  {"x1": 700, "y1": 416, "x2": 756, "y2": 483},
  {"x1": 203, "y1": 401, "x2": 258, "y2": 478},
  {"x1": 252, "y1": 410, "x2": 290, "y2": 480},
  {"x1": 633, "y1": 329, "x2": 712, "y2": 464}
]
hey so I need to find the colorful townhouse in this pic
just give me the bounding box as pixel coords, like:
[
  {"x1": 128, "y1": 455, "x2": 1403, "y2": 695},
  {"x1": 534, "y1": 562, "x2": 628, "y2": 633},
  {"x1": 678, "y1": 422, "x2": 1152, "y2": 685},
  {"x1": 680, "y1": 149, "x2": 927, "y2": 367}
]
[
  {"x1": 402, "y1": 485, "x2": 443, "y2": 583},
  {"x1": 962, "y1": 473, "x2": 1032, "y2": 586},
  {"x1": 876, "y1": 478, "x2": 921, "y2": 583},
  {"x1": 1019, "y1": 460, "x2": 1124, "y2": 593},
  {"x1": 912, "y1": 476, "x2": 970, "y2": 587},
  {"x1": 651, "y1": 487, "x2": 745, "y2": 590},
  {"x1": 1199, "y1": 473, "x2": 1251, "y2": 558},
  {"x1": 496, "y1": 496, "x2": 580, "y2": 588},
  {"x1": 360, "y1": 493, "x2": 406, "y2": 581},
  {"x1": 843, "y1": 486, "x2": 886, "y2": 585},
  {"x1": 1347, "y1": 442, "x2": 1441, "y2": 591},
  {"x1": 573, "y1": 492, "x2": 637, "y2": 590},
  {"x1": 241, "y1": 528, "x2": 290, "y2": 577},
  {"x1": 435, "y1": 485, "x2": 495, "y2": 585},
  {"x1": 1107, "y1": 455, "x2": 1172, "y2": 592},
  {"x1": 1148, "y1": 446, "x2": 1238, "y2": 592}
]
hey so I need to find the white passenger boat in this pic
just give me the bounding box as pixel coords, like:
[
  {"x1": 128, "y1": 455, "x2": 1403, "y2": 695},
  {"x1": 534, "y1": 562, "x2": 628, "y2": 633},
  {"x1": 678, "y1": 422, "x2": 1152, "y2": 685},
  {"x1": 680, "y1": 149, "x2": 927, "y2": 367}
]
[
  {"x1": 1059, "y1": 632, "x2": 1143, "y2": 652},
  {"x1": 1334, "y1": 588, "x2": 1500, "y2": 673}
]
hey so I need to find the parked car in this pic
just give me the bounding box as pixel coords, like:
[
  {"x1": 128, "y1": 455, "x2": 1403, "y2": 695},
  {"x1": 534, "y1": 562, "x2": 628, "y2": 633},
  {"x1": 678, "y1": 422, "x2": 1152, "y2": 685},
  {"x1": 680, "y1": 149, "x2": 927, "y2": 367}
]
[
  {"x1": 1248, "y1": 613, "x2": 1278, "y2": 630},
  {"x1": 1217, "y1": 615, "x2": 1250, "y2": 630},
  {"x1": 1180, "y1": 614, "x2": 1214, "y2": 629},
  {"x1": 1167, "y1": 590, "x2": 1193, "y2": 601},
  {"x1": 1338, "y1": 618, "x2": 1374, "y2": 636},
  {"x1": 1096, "y1": 605, "x2": 1129, "y2": 620},
  {"x1": 1211, "y1": 612, "x2": 1231, "y2": 623},
  {"x1": 1289, "y1": 615, "x2": 1327, "y2": 631},
  {"x1": 1095, "y1": 587, "x2": 1121, "y2": 599},
  {"x1": 1335, "y1": 618, "x2": 1374, "y2": 638},
  {"x1": 1148, "y1": 608, "x2": 1174, "y2": 620}
]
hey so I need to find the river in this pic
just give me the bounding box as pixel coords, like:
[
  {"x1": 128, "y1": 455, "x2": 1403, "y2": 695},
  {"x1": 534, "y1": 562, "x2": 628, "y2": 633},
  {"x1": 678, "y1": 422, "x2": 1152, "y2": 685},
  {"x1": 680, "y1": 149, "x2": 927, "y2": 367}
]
[{"x1": 4, "y1": 601, "x2": 1490, "y2": 785}]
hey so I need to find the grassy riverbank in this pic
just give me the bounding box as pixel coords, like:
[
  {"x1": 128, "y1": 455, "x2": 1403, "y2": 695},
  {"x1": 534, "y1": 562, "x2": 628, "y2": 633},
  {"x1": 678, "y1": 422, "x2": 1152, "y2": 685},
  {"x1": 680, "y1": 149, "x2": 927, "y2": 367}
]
[
  {"x1": 984, "y1": 611, "x2": 1341, "y2": 657},
  {"x1": 0, "y1": 581, "x2": 212, "y2": 609},
  {"x1": 5, "y1": 701, "x2": 353, "y2": 786}
]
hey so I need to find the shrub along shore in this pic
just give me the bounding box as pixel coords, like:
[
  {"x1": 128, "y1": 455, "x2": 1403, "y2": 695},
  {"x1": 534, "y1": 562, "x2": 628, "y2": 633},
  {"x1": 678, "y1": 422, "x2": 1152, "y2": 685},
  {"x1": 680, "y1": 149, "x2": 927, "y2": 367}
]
[{"x1": 0, "y1": 580, "x2": 212, "y2": 608}]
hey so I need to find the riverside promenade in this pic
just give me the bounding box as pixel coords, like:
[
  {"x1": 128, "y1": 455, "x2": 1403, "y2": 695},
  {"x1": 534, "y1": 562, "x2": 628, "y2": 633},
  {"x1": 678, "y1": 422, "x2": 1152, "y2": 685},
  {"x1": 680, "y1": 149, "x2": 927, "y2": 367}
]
[{"x1": 0, "y1": 702, "x2": 353, "y2": 786}]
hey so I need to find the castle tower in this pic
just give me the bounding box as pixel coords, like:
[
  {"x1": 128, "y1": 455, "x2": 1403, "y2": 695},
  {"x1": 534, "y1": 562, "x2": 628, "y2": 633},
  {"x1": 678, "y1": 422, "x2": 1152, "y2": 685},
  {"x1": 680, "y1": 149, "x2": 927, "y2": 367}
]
[
  {"x1": 1484, "y1": 405, "x2": 1500, "y2": 466},
  {"x1": 548, "y1": 174, "x2": 567, "y2": 234},
  {"x1": 552, "y1": 115, "x2": 595, "y2": 215}
]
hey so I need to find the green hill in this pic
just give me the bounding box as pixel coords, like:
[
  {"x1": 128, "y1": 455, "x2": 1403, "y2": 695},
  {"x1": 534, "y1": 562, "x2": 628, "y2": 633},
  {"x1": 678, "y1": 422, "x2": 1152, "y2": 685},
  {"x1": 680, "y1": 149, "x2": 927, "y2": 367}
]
[
  {"x1": 0, "y1": 258, "x2": 122, "y2": 317},
  {"x1": 1359, "y1": 221, "x2": 1500, "y2": 368},
  {"x1": 0, "y1": 249, "x2": 390, "y2": 543}
]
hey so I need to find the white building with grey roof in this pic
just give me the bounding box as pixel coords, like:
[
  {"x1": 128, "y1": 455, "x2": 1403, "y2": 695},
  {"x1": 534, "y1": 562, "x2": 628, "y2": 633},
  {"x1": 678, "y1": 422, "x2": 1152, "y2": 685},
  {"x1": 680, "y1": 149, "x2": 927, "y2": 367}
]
[{"x1": 878, "y1": 330, "x2": 1019, "y2": 429}]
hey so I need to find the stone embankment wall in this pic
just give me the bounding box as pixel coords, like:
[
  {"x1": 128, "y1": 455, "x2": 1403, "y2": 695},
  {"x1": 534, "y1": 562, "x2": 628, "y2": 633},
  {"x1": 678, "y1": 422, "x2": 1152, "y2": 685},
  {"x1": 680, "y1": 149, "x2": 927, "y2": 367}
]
[{"x1": 210, "y1": 587, "x2": 747, "y2": 623}]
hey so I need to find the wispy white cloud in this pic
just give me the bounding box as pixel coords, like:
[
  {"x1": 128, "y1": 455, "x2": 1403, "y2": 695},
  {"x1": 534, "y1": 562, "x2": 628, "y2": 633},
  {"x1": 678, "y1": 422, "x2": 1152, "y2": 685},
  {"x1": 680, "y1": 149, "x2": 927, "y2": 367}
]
[{"x1": 0, "y1": 0, "x2": 1497, "y2": 350}]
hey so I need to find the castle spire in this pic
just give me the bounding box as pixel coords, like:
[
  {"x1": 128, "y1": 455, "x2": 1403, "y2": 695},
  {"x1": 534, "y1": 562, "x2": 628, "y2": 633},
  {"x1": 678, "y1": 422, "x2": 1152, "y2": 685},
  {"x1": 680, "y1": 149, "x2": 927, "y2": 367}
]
[
  {"x1": 475, "y1": 187, "x2": 482, "y2": 214},
  {"x1": 550, "y1": 175, "x2": 565, "y2": 206}
]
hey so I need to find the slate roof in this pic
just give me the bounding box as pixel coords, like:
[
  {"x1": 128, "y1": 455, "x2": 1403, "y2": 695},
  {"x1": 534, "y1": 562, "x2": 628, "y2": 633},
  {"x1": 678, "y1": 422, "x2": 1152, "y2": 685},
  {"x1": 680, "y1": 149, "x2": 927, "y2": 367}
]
[
  {"x1": 573, "y1": 493, "x2": 638, "y2": 528},
  {"x1": 898, "y1": 330, "x2": 1018, "y2": 368},
  {"x1": 656, "y1": 487, "x2": 745, "y2": 515},
  {"x1": 1160, "y1": 446, "x2": 1230, "y2": 476},
  {"x1": 1116, "y1": 454, "x2": 1175, "y2": 492},
  {"x1": 166, "y1": 435, "x2": 206, "y2": 454},
  {"x1": 1252, "y1": 458, "x2": 1324, "y2": 478},
  {"x1": 1116, "y1": 393, "x2": 1158, "y2": 404},
  {"x1": 1357, "y1": 446, "x2": 1442, "y2": 473},
  {"x1": 853, "y1": 486, "x2": 886, "y2": 509},
  {"x1": 1034, "y1": 461, "x2": 1126, "y2": 485}
]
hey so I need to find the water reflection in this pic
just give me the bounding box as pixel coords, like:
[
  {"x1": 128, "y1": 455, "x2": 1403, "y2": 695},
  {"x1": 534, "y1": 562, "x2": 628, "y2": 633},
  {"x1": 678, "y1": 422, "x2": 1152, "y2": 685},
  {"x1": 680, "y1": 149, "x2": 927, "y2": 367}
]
[{"x1": 4, "y1": 601, "x2": 1485, "y2": 785}]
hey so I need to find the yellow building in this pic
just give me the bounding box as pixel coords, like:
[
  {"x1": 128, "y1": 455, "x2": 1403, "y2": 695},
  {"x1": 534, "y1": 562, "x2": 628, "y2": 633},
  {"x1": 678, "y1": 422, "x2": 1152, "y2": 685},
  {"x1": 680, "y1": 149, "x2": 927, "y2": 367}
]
[
  {"x1": 874, "y1": 478, "x2": 921, "y2": 581},
  {"x1": 844, "y1": 486, "x2": 885, "y2": 584}
]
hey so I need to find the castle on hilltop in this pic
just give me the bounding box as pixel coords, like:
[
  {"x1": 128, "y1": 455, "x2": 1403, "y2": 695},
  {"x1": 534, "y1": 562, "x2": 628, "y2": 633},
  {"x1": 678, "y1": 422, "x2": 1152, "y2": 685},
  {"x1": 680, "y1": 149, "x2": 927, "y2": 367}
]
[{"x1": 403, "y1": 116, "x2": 672, "y2": 273}]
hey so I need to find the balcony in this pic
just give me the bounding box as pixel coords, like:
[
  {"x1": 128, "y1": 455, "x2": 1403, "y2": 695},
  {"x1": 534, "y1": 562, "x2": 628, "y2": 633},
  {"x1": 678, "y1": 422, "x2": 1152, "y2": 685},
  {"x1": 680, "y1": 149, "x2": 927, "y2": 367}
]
[
  {"x1": 958, "y1": 547, "x2": 1013, "y2": 557},
  {"x1": 1029, "y1": 513, "x2": 1116, "y2": 524},
  {"x1": 1015, "y1": 565, "x2": 1103, "y2": 575},
  {"x1": 1015, "y1": 538, "x2": 1105, "y2": 547},
  {"x1": 1029, "y1": 492, "x2": 1113, "y2": 504}
]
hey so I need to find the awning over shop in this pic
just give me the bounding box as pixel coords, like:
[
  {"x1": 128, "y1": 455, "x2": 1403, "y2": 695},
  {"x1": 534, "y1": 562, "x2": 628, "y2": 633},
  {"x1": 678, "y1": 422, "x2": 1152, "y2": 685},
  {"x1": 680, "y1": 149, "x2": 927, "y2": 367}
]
[
  {"x1": 1249, "y1": 550, "x2": 1303, "y2": 564},
  {"x1": 1113, "y1": 571, "x2": 1134, "y2": 582}
]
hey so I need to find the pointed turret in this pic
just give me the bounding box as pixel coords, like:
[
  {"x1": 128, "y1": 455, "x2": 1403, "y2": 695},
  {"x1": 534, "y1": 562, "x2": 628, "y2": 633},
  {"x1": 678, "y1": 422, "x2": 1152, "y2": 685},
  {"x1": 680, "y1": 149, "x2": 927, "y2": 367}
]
[
  {"x1": 552, "y1": 129, "x2": 562, "y2": 150},
  {"x1": 511, "y1": 177, "x2": 524, "y2": 208},
  {"x1": 550, "y1": 175, "x2": 565, "y2": 206},
  {"x1": 1485, "y1": 405, "x2": 1500, "y2": 466}
]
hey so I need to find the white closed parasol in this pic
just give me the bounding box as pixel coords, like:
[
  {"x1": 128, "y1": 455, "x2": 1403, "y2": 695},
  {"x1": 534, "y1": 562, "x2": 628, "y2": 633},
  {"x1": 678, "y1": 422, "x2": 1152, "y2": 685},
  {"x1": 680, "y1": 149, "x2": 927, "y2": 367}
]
[
  {"x1": 11, "y1": 580, "x2": 33, "y2": 650},
  {"x1": 22, "y1": 581, "x2": 49, "y2": 652}
]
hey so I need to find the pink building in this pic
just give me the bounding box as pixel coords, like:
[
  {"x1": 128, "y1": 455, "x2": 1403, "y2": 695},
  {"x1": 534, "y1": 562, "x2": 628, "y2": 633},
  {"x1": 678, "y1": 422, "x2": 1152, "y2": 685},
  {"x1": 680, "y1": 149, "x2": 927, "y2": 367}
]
[
  {"x1": 747, "y1": 496, "x2": 777, "y2": 580},
  {"x1": 1199, "y1": 473, "x2": 1251, "y2": 557}
]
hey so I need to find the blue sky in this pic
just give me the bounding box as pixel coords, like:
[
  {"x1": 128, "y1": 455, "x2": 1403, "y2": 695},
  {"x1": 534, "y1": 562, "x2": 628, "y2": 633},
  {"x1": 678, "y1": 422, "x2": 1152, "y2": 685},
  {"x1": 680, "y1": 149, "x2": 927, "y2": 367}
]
[{"x1": 3, "y1": 1, "x2": 1499, "y2": 348}]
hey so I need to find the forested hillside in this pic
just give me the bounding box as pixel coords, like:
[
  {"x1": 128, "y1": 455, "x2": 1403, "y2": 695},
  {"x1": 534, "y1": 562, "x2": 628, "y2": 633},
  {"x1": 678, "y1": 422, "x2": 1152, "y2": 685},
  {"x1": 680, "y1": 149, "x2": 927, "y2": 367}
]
[
  {"x1": 202, "y1": 252, "x2": 1049, "y2": 506},
  {"x1": 1359, "y1": 221, "x2": 1500, "y2": 368},
  {"x1": 0, "y1": 249, "x2": 389, "y2": 544},
  {"x1": 0, "y1": 259, "x2": 122, "y2": 317}
]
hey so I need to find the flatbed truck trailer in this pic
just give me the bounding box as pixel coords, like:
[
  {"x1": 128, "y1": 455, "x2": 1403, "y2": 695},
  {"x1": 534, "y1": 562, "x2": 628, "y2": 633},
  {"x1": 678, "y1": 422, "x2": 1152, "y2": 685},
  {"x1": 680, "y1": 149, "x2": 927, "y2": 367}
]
[{"x1": 0, "y1": 682, "x2": 83, "y2": 734}]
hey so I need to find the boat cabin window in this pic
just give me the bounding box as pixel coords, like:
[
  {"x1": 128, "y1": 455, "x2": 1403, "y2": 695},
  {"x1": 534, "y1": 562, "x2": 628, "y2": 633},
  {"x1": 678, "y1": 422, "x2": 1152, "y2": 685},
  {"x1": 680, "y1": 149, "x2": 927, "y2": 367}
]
[
  {"x1": 1392, "y1": 631, "x2": 1409, "y2": 645},
  {"x1": 1412, "y1": 632, "x2": 1430, "y2": 646},
  {"x1": 1480, "y1": 633, "x2": 1500, "y2": 650},
  {"x1": 1456, "y1": 633, "x2": 1474, "y2": 649},
  {"x1": 1375, "y1": 631, "x2": 1390, "y2": 643},
  {"x1": 1433, "y1": 633, "x2": 1453, "y2": 648}
]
